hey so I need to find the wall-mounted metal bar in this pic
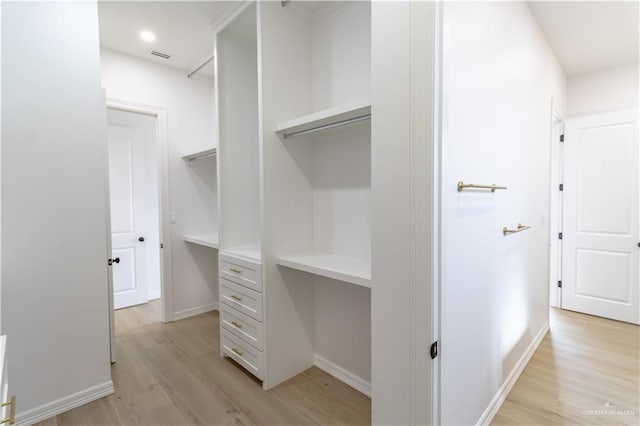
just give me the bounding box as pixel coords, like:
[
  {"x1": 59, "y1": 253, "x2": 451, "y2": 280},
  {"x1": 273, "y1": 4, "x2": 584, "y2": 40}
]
[
  {"x1": 503, "y1": 223, "x2": 531, "y2": 236},
  {"x1": 0, "y1": 395, "x2": 16, "y2": 425},
  {"x1": 188, "y1": 152, "x2": 216, "y2": 162},
  {"x1": 187, "y1": 54, "x2": 215, "y2": 79},
  {"x1": 283, "y1": 114, "x2": 371, "y2": 140},
  {"x1": 457, "y1": 181, "x2": 507, "y2": 192}
]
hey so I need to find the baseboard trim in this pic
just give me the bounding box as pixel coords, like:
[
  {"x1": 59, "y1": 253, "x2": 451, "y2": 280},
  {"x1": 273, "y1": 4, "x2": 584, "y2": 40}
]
[
  {"x1": 16, "y1": 381, "x2": 114, "y2": 426},
  {"x1": 314, "y1": 355, "x2": 371, "y2": 397},
  {"x1": 476, "y1": 321, "x2": 549, "y2": 425},
  {"x1": 173, "y1": 302, "x2": 218, "y2": 321},
  {"x1": 147, "y1": 291, "x2": 161, "y2": 301}
]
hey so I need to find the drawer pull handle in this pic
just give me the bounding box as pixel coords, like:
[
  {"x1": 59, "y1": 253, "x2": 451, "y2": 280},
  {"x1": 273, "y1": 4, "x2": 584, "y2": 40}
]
[
  {"x1": 231, "y1": 321, "x2": 243, "y2": 329},
  {"x1": 230, "y1": 268, "x2": 242, "y2": 274},
  {"x1": 0, "y1": 395, "x2": 16, "y2": 425},
  {"x1": 230, "y1": 295, "x2": 242, "y2": 301},
  {"x1": 232, "y1": 347, "x2": 244, "y2": 356}
]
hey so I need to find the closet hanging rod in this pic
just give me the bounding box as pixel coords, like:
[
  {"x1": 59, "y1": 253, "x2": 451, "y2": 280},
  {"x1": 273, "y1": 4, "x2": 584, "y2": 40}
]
[
  {"x1": 187, "y1": 54, "x2": 214, "y2": 79},
  {"x1": 189, "y1": 152, "x2": 216, "y2": 161},
  {"x1": 283, "y1": 114, "x2": 371, "y2": 139},
  {"x1": 503, "y1": 223, "x2": 531, "y2": 236},
  {"x1": 457, "y1": 181, "x2": 507, "y2": 192}
]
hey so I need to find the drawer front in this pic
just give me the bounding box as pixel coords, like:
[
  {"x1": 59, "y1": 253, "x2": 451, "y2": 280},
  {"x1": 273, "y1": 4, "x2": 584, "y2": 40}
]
[
  {"x1": 220, "y1": 254, "x2": 262, "y2": 292},
  {"x1": 220, "y1": 278, "x2": 263, "y2": 321},
  {"x1": 222, "y1": 329, "x2": 263, "y2": 380},
  {"x1": 221, "y1": 304, "x2": 264, "y2": 350}
]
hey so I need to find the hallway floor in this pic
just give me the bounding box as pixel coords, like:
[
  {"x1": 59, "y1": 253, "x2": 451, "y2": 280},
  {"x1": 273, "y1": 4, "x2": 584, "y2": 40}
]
[
  {"x1": 36, "y1": 301, "x2": 371, "y2": 425},
  {"x1": 492, "y1": 308, "x2": 639, "y2": 425}
]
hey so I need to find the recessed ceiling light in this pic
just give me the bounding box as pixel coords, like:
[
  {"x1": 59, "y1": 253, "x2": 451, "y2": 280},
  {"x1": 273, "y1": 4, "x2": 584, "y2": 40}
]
[{"x1": 140, "y1": 30, "x2": 156, "y2": 43}]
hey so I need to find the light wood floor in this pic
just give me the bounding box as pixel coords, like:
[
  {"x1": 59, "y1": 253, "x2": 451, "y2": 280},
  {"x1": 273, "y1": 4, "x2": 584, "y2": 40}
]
[
  {"x1": 35, "y1": 304, "x2": 639, "y2": 426},
  {"x1": 36, "y1": 301, "x2": 371, "y2": 426},
  {"x1": 493, "y1": 308, "x2": 640, "y2": 425}
]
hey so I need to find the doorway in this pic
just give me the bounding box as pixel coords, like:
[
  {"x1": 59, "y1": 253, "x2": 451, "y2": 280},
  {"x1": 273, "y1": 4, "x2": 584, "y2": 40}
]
[
  {"x1": 554, "y1": 109, "x2": 639, "y2": 324},
  {"x1": 106, "y1": 98, "x2": 173, "y2": 363},
  {"x1": 107, "y1": 108, "x2": 161, "y2": 310}
]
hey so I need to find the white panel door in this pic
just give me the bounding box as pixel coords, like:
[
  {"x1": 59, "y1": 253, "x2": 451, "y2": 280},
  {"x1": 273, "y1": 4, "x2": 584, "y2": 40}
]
[
  {"x1": 563, "y1": 109, "x2": 639, "y2": 324},
  {"x1": 108, "y1": 124, "x2": 148, "y2": 309}
]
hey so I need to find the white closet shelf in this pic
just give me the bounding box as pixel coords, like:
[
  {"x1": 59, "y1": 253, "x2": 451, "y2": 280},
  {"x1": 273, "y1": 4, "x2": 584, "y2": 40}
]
[
  {"x1": 181, "y1": 146, "x2": 217, "y2": 161},
  {"x1": 183, "y1": 234, "x2": 219, "y2": 249},
  {"x1": 222, "y1": 245, "x2": 262, "y2": 263},
  {"x1": 275, "y1": 253, "x2": 371, "y2": 288},
  {"x1": 275, "y1": 99, "x2": 371, "y2": 140}
]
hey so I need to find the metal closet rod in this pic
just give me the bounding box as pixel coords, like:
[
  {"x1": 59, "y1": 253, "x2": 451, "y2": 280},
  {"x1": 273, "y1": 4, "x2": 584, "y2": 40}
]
[
  {"x1": 283, "y1": 114, "x2": 371, "y2": 140},
  {"x1": 188, "y1": 55, "x2": 215, "y2": 79},
  {"x1": 189, "y1": 152, "x2": 216, "y2": 162}
]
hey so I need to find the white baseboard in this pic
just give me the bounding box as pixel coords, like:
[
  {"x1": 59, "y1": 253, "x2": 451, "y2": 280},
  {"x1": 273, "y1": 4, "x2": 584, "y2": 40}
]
[
  {"x1": 314, "y1": 355, "x2": 371, "y2": 397},
  {"x1": 173, "y1": 302, "x2": 218, "y2": 321},
  {"x1": 16, "y1": 381, "x2": 114, "y2": 426},
  {"x1": 476, "y1": 321, "x2": 549, "y2": 425},
  {"x1": 147, "y1": 290, "x2": 161, "y2": 301}
]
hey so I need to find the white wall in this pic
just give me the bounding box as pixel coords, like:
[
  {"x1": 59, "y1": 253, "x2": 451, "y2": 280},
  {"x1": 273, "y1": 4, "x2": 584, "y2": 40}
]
[
  {"x1": 371, "y1": 1, "x2": 435, "y2": 424},
  {"x1": 100, "y1": 49, "x2": 219, "y2": 318},
  {"x1": 1, "y1": 2, "x2": 113, "y2": 420},
  {"x1": 567, "y1": 63, "x2": 639, "y2": 116},
  {"x1": 440, "y1": 3, "x2": 566, "y2": 425}
]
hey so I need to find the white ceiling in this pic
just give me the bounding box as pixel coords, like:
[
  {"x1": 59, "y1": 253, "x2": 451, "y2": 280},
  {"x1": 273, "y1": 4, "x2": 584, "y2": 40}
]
[
  {"x1": 528, "y1": 1, "x2": 639, "y2": 76},
  {"x1": 98, "y1": 1, "x2": 639, "y2": 79},
  {"x1": 98, "y1": 1, "x2": 235, "y2": 78}
]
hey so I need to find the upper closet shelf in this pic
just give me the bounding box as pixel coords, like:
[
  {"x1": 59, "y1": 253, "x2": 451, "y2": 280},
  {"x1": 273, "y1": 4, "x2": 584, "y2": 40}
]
[
  {"x1": 276, "y1": 253, "x2": 371, "y2": 288},
  {"x1": 275, "y1": 99, "x2": 371, "y2": 140},
  {"x1": 181, "y1": 146, "x2": 217, "y2": 162},
  {"x1": 183, "y1": 234, "x2": 219, "y2": 250}
]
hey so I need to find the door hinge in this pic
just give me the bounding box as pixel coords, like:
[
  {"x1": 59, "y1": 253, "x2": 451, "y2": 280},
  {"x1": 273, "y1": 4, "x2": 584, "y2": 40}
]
[
  {"x1": 108, "y1": 258, "x2": 113, "y2": 266},
  {"x1": 559, "y1": 183, "x2": 564, "y2": 191},
  {"x1": 160, "y1": 243, "x2": 164, "y2": 249},
  {"x1": 430, "y1": 341, "x2": 438, "y2": 360},
  {"x1": 558, "y1": 232, "x2": 563, "y2": 240},
  {"x1": 557, "y1": 280, "x2": 562, "y2": 288},
  {"x1": 560, "y1": 134, "x2": 565, "y2": 142}
]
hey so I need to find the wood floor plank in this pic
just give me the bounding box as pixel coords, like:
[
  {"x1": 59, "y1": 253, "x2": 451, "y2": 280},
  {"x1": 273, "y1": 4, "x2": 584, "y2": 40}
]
[
  {"x1": 142, "y1": 343, "x2": 254, "y2": 426},
  {"x1": 189, "y1": 352, "x2": 316, "y2": 426},
  {"x1": 304, "y1": 367, "x2": 371, "y2": 418},
  {"x1": 492, "y1": 308, "x2": 640, "y2": 426},
  {"x1": 34, "y1": 300, "x2": 370, "y2": 426},
  {"x1": 272, "y1": 373, "x2": 371, "y2": 426}
]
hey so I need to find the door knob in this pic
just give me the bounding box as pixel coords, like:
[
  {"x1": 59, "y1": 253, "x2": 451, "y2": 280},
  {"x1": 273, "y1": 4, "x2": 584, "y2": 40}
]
[
  {"x1": 113, "y1": 257, "x2": 120, "y2": 264},
  {"x1": 138, "y1": 237, "x2": 145, "y2": 242},
  {"x1": 637, "y1": 242, "x2": 640, "y2": 248}
]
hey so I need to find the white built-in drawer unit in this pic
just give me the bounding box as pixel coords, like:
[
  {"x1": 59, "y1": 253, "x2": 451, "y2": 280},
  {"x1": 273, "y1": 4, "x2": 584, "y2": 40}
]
[
  {"x1": 221, "y1": 304, "x2": 264, "y2": 350},
  {"x1": 221, "y1": 329, "x2": 264, "y2": 380},
  {"x1": 219, "y1": 250, "x2": 265, "y2": 382},
  {"x1": 220, "y1": 277, "x2": 263, "y2": 321},
  {"x1": 220, "y1": 253, "x2": 262, "y2": 292}
]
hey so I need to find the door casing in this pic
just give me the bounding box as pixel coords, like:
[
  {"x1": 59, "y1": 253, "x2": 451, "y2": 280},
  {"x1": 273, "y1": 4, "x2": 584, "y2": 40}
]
[{"x1": 105, "y1": 98, "x2": 174, "y2": 336}]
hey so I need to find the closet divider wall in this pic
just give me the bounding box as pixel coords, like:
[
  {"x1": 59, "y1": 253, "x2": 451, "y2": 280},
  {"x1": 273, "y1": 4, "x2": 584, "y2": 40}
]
[{"x1": 216, "y1": 0, "x2": 372, "y2": 393}]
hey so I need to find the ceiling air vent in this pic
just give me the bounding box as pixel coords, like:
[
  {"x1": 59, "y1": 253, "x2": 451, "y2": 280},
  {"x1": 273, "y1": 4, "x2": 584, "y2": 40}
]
[{"x1": 149, "y1": 50, "x2": 171, "y2": 60}]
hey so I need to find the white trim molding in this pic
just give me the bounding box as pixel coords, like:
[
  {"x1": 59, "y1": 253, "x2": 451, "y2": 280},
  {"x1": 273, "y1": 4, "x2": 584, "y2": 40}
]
[
  {"x1": 15, "y1": 381, "x2": 114, "y2": 426},
  {"x1": 173, "y1": 303, "x2": 219, "y2": 321},
  {"x1": 314, "y1": 355, "x2": 371, "y2": 397},
  {"x1": 476, "y1": 322, "x2": 550, "y2": 425}
]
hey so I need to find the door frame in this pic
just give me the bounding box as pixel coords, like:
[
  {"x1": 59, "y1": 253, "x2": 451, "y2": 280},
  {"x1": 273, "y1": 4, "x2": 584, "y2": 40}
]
[
  {"x1": 106, "y1": 97, "x2": 173, "y2": 325},
  {"x1": 549, "y1": 104, "x2": 564, "y2": 308}
]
